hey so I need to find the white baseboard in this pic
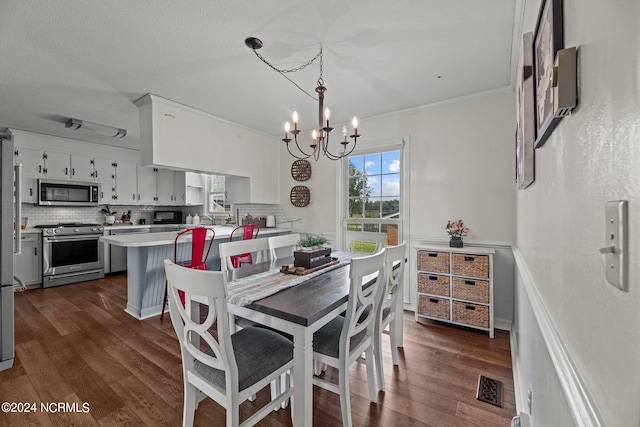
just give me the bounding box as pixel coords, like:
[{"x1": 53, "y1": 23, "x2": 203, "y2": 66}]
[{"x1": 512, "y1": 246, "x2": 603, "y2": 427}]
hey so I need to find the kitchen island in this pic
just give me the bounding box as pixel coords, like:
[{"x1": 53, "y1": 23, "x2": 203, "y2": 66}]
[{"x1": 100, "y1": 226, "x2": 291, "y2": 319}]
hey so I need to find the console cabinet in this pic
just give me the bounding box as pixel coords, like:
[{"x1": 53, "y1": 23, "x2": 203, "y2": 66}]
[{"x1": 415, "y1": 244, "x2": 494, "y2": 337}]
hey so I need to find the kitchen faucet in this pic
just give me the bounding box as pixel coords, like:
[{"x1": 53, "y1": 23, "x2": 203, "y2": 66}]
[{"x1": 200, "y1": 215, "x2": 215, "y2": 225}]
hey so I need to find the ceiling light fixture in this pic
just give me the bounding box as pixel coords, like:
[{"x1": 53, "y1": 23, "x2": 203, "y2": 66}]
[
  {"x1": 245, "y1": 37, "x2": 360, "y2": 161},
  {"x1": 65, "y1": 118, "x2": 127, "y2": 138}
]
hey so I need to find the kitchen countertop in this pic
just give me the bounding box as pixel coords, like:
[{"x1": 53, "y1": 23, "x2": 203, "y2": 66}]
[{"x1": 100, "y1": 226, "x2": 291, "y2": 247}]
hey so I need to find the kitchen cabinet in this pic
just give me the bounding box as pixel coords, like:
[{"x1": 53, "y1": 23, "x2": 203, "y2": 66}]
[
  {"x1": 113, "y1": 160, "x2": 137, "y2": 204},
  {"x1": 93, "y1": 157, "x2": 117, "y2": 204},
  {"x1": 70, "y1": 154, "x2": 95, "y2": 181},
  {"x1": 136, "y1": 164, "x2": 156, "y2": 205},
  {"x1": 415, "y1": 245, "x2": 494, "y2": 338},
  {"x1": 182, "y1": 172, "x2": 203, "y2": 205},
  {"x1": 135, "y1": 94, "x2": 215, "y2": 173},
  {"x1": 135, "y1": 94, "x2": 279, "y2": 204},
  {"x1": 15, "y1": 147, "x2": 71, "y2": 202},
  {"x1": 156, "y1": 168, "x2": 177, "y2": 205},
  {"x1": 15, "y1": 146, "x2": 70, "y2": 179},
  {"x1": 14, "y1": 233, "x2": 42, "y2": 286}
]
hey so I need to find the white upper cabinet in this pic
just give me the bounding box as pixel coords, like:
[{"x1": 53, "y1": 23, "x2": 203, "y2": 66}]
[
  {"x1": 135, "y1": 94, "x2": 279, "y2": 204},
  {"x1": 135, "y1": 94, "x2": 215, "y2": 171},
  {"x1": 93, "y1": 157, "x2": 116, "y2": 204},
  {"x1": 183, "y1": 172, "x2": 203, "y2": 205},
  {"x1": 15, "y1": 147, "x2": 70, "y2": 179},
  {"x1": 70, "y1": 154, "x2": 95, "y2": 181},
  {"x1": 41, "y1": 150, "x2": 70, "y2": 179},
  {"x1": 156, "y1": 168, "x2": 176, "y2": 205},
  {"x1": 113, "y1": 160, "x2": 137, "y2": 205},
  {"x1": 15, "y1": 146, "x2": 46, "y2": 178},
  {"x1": 137, "y1": 165, "x2": 157, "y2": 205}
]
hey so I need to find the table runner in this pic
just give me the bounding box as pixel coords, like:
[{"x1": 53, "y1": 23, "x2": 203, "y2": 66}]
[{"x1": 227, "y1": 251, "x2": 359, "y2": 306}]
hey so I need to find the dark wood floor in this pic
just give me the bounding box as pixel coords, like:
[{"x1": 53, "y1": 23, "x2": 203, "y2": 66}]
[{"x1": 0, "y1": 274, "x2": 516, "y2": 426}]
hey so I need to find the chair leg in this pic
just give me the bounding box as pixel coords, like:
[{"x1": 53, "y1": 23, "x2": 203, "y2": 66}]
[
  {"x1": 374, "y1": 322, "x2": 386, "y2": 392},
  {"x1": 270, "y1": 379, "x2": 280, "y2": 411},
  {"x1": 338, "y1": 365, "x2": 353, "y2": 427},
  {"x1": 280, "y1": 372, "x2": 289, "y2": 409},
  {"x1": 160, "y1": 280, "x2": 168, "y2": 320},
  {"x1": 365, "y1": 346, "x2": 377, "y2": 402},
  {"x1": 183, "y1": 382, "x2": 197, "y2": 427},
  {"x1": 389, "y1": 318, "x2": 399, "y2": 366}
]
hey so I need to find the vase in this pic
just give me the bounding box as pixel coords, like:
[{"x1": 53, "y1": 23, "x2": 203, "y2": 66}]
[{"x1": 449, "y1": 236, "x2": 463, "y2": 248}]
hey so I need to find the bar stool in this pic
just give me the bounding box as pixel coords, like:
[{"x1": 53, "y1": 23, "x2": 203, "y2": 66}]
[
  {"x1": 229, "y1": 224, "x2": 259, "y2": 268},
  {"x1": 160, "y1": 226, "x2": 215, "y2": 320}
]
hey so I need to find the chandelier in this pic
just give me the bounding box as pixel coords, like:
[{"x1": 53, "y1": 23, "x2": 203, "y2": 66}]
[{"x1": 245, "y1": 37, "x2": 360, "y2": 161}]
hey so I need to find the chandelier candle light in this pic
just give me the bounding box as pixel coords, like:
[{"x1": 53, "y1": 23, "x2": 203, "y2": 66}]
[{"x1": 245, "y1": 37, "x2": 360, "y2": 161}]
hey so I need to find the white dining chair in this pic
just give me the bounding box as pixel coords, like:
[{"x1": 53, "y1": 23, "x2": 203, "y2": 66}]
[
  {"x1": 163, "y1": 259, "x2": 294, "y2": 427},
  {"x1": 267, "y1": 233, "x2": 301, "y2": 260},
  {"x1": 346, "y1": 230, "x2": 386, "y2": 254},
  {"x1": 311, "y1": 249, "x2": 387, "y2": 427},
  {"x1": 219, "y1": 238, "x2": 269, "y2": 272},
  {"x1": 374, "y1": 242, "x2": 406, "y2": 392}
]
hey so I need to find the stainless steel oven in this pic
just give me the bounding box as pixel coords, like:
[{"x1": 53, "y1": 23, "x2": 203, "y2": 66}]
[{"x1": 37, "y1": 223, "x2": 104, "y2": 287}]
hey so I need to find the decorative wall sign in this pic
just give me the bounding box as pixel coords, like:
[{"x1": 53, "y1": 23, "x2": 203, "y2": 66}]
[
  {"x1": 291, "y1": 159, "x2": 312, "y2": 181},
  {"x1": 533, "y1": 0, "x2": 564, "y2": 148},
  {"x1": 290, "y1": 185, "x2": 311, "y2": 207},
  {"x1": 516, "y1": 32, "x2": 535, "y2": 189}
]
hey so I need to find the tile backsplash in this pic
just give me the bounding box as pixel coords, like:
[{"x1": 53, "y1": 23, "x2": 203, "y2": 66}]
[
  {"x1": 21, "y1": 204, "x2": 157, "y2": 226},
  {"x1": 21, "y1": 203, "x2": 292, "y2": 227}
]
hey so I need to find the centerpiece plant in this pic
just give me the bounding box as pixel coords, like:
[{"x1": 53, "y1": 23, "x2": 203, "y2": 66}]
[{"x1": 297, "y1": 234, "x2": 330, "y2": 250}]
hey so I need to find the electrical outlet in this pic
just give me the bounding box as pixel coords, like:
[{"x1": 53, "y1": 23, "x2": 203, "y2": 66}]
[{"x1": 527, "y1": 388, "x2": 533, "y2": 414}]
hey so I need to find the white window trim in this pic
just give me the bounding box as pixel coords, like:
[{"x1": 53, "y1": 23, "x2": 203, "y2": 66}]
[{"x1": 335, "y1": 137, "x2": 410, "y2": 251}]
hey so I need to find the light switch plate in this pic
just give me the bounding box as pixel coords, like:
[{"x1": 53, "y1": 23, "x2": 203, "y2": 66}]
[{"x1": 602, "y1": 200, "x2": 628, "y2": 291}]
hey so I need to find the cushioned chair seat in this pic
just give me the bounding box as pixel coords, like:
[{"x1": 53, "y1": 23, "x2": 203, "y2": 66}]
[
  {"x1": 194, "y1": 326, "x2": 293, "y2": 392},
  {"x1": 313, "y1": 317, "x2": 366, "y2": 359}
]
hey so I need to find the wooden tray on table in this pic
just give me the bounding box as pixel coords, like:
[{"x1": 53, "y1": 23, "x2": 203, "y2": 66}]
[{"x1": 280, "y1": 257, "x2": 339, "y2": 276}]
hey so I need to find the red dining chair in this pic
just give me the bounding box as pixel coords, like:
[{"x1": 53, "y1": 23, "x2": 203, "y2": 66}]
[
  {"x1": 229, "y1": 224, "x2": 259, "y2": 268},
  {"x1": 160, "y1": 226, "x2": 215, "y2": 320}
]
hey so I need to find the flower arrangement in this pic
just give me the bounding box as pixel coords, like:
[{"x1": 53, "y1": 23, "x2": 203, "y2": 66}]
[
  {"x1": 446, "y1": 220, "x2": 469, "y2": 237},
  {"x1": 297, "y1": 234, "x2": 330, "y2": 248}
]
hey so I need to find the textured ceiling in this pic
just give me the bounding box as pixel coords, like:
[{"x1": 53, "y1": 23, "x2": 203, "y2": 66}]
[{"x1": 0, "y1": 0, "x2": 521, "y2": 149}]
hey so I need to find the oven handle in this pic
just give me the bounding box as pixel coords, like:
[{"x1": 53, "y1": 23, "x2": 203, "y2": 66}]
[{"x1": 43, "y1": 234, "x2": 102, "y2": 242}]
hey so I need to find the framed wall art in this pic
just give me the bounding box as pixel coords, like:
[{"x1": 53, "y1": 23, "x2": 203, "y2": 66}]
[
  {"x1": 533, "y1": 0, "x2": 564, "y2": 148},
  {"x1": 516, "y1": 32, "x2": 535, "y2": 189}
]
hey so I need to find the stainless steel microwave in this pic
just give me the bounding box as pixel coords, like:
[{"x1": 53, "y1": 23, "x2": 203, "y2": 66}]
[{"x1": 37, "y1": 179, "x2": 100, "y2": 206}]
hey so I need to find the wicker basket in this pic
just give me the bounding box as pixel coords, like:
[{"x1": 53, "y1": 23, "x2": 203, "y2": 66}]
[
  {"x1": 418, "y1": 273, "x2": 450, "y2": 297},
  {"x1": 418, "y1": 295, "x2": 450, "y2": 320},
  {"x1": 451, "y1": 254, "x2": 489, "y2": 278},
  {"x1": 452, "y1": 278, "x2": 489, "y2": 303},
  {"x1": 417, "y1": 250, "x2": 449, "y2": 273},
  {"x1": 452, "y1": 301, "x2": 489, "y2": 328}
]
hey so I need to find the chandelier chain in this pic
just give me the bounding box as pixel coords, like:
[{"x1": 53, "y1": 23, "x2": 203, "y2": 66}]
[
  {"x1": 244, "y1": 37, "x2": 360, "y2": 161},
  {"x1": 251, "y1": 48, "x2": 322, "y2": 74},
  {"x1": 250, "y1": 47, "x2": 323, "y2": 100}
]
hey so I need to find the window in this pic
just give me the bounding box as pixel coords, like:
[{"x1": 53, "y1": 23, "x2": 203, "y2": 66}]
[{"x1": 345, "y1": 149, "x2": 402, "y2": 252}]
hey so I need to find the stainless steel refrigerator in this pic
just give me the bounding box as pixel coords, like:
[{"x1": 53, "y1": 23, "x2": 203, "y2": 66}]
[{"x1": 1, "y1": 138, "x2": 20, "y2": 371}]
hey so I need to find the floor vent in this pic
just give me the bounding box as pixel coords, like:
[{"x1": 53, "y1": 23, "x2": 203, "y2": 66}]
[{"x1": 476, "y1": 375, "x2": 503, "y2": 407}]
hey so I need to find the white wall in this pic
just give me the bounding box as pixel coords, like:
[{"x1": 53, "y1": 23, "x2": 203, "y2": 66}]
[
  {"x1": 279, "y1": 91, "x2": 518, "y2": 324},
  {"x1": 280, "y1": 91, "x2": 517, "y2": 242},
  {"x1": 513, "y1": 0, "x2": 640, "y2": 425}
]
